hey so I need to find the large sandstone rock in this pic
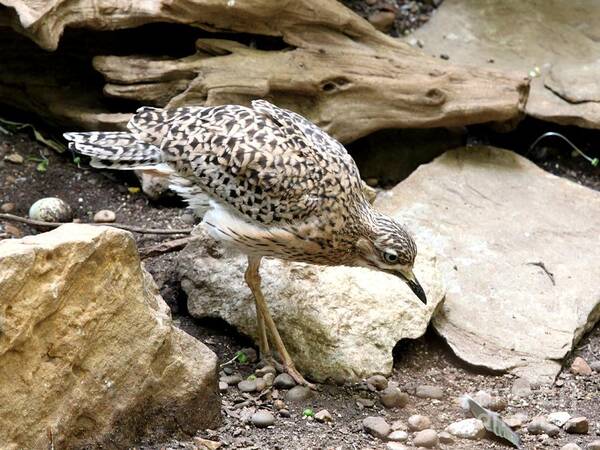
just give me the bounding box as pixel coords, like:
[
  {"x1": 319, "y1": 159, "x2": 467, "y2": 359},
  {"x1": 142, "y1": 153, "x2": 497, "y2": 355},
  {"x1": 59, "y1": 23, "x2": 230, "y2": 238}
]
[
  {"x1": 177, "y1": 235, "x2": 445, "y2": 383},
  {"x1": 406, "y1": 0, "x2": 600, "y2": 129},
  {"x1": 0, "y1": 224, "x2": 220, "y2": 450},
  {"x1": 376, "y1": 146, "x2": 600, "y2": 383}
]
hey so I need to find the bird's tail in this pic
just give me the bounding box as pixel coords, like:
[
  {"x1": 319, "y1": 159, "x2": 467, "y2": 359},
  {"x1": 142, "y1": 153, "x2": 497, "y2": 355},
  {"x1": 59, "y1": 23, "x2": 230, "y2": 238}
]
[{"x1": 63, "y1": 131, "x2": 162, "y2": 170}]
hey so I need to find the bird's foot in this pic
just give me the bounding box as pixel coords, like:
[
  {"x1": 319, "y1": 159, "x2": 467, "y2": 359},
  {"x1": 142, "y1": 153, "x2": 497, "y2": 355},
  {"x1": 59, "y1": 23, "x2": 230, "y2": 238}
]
[{"x1": 285, "y1": 364, "x2": 317, "y2": 390}]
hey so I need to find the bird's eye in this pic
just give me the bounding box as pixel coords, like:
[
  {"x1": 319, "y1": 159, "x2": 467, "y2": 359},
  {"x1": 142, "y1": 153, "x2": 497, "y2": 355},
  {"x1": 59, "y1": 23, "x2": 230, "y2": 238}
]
[{"x1": 383, "y1": 251, "x2": 398, "y2": 264}]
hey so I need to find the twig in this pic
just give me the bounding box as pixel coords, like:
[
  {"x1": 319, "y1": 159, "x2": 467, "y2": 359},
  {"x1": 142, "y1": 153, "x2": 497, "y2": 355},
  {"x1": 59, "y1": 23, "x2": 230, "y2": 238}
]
[
  {"x1": 529, "y1": 131, "x2": 599, "y2": 166},
  {"x1": 139, "y1": 235, "x2": 202, "y2": 259},
  {"x1": 527, "y1": 261, "x2": 555, "y2": 285},
  {"x1": 0, "y1": 213, "x2": 192, "y2": 235}
]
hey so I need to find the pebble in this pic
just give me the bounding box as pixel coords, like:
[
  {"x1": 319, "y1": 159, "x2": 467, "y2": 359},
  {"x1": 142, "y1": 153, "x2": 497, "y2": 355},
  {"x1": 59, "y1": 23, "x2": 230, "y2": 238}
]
[
  {"x1": 472, "y1": 390, "x2": 492, "y2": 408},
  {"x1": 571, "y1": 357, "x2": 593, "y2": 376},
  {"x1": 28, "y1": 197, "x2": 73, "y2": 222},
  {"x1": 93, "y1": 209, "x2": 116, "y2": 223},
  {"x1": 223, "y1": 366, "x2": 233, "y2": 375},
  {"x1": 279, "y1": 409, "x2": 290, "y2": 418},
  {"x1": 273, "y1": 399, "x2": 286, "y2": 410},
  {"x1": 255, "y1": 378, "x2": 267, "y2": 392},
  {"x1": 564, "y1": 417, "x2": 588, "y2": 434},
  {"x1": 5, "y1": 153, "x2": 24, "y2": 164},
  {"x1": 379, "y1": 386, "x2": 409, "y2": 408},
  {"x1": 386, "y1": 443, "x2": 408, "y2": 450},
  {"x1": 445, "y1": 418, "x2": 486, "y2": 439},
  {"x1": 366, "y1": 374, "x2": 388, "y2": 391},
  {"x1": 251, "y1": 410, "x2": 275, "y2": 428},
  {"x1": 548, "y1": 411, "x2": 572, "y2": 427},
  {"x1": 511, "y1": 377, "x2": 532, "y2": 397},
  {"x1": 1, "y1": 202, "x2": 15, "y2": 213},
  {"x1": 408, "y1": 414, "x2": 432, "y2": 431},
  {"x1": 315, "y1": 409, "x2": 333, "y2": 423},
  {"x1": 438, "y1": 431, "x2": 454, "y2": 444},
  {"x1": 590, "y1": 361, "x2": 600, "y2": 372},
  {"x1": 221, "y1": 374, "x2": 242, "y2": 385},
  {"x1": 504, "y1": 413, "x2": 527, "y2": 429},
  {"x1": 263, "y1": 372, "x2": 275, "y2": 387},
  {"x1": 413, "y1": 429, "x2": 438, "y2": 448},
  {"x1": 391, "y1": 420, "x2": 407, "y2": 431},
  {"x1": 415, "y1": 385, "x2": 443, "y2": 399},
  {"x1": 285, "y1": 386, "x2": 312, "y2": 402},
  {"x1": 218, "y1": 381, "x2": 228, "y2": 392},
  {"x1": 587, "y1": 440, "x2": 600, "y2": 450},
  {"x1": 561, "y1": 444, "x2": 582, "y2": 450},
  {"x1": 387, "y1": 430, "x2": 408, "y2": 442},
  {"x1": 256, "y1": 365, "x2": 276, "y2": 377},
  {"x1": 273, "y1": 373, "x2": 296, "y2": 389},
  {"x1": 180, "y1": 211, "x2": 195, "y2": 225},
  {"x1": 237, "y1": 380, "x2": 257, "y2": 393},
  {"x1": 527, "y1": 418, "x2": 560, "y2": 437},
  {"x1": 356, "y1": 397, "x2": 375, "y2": 408},
  {"x1": 367, "y1": 11, "x2": 396, "y2": 32},
  {"x1": 193, "y1": 437, "x2": 221, "y2": 450},
  {"x1": 362, "y1": 416, "x2": 391, "y2": 440}
]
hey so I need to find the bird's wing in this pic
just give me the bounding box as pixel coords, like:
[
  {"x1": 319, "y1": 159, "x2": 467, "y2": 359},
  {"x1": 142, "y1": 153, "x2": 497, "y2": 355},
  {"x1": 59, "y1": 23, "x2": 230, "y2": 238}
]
[{"x1": 150, "y1": 102, "x2": 364, "y2": 225}]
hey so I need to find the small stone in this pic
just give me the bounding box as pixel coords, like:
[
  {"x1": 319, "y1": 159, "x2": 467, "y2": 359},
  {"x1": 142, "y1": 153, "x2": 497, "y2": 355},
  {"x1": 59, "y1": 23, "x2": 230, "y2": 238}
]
[
  {"x1": 273, "y1": 399, "x2": 286, "y2": 410},
  {"x1": 504, "y1": 413, "x2": 527, "y2": 429},
  {"x1": 386, "y1": 443, "x2": 408, "y2": 450},
  {"x1": 413, "y1": 429, "x2": 438, "y2": 448},
  {"x1": 440, "y1": 53, "x2": 450, "y2": 60},
  {"x1": 473, "y1": 390, "x2": 492, "y2": 408},
  {"x1": 221, "y1": 374, "x2": 242, "y2": 385},
  {"x1": 285, "y1": 385, "x2": 312, "y2": 402},
  {"x1": 408, "y1": 414, "x2": 432, "y2": 431},
  {"x1": 255, "y1": 378, "x2": 267, "y2": 391},
  {"x1": 391, "y1": 420, "x2": 407, "y2": 431},
  {"x1": 237, "y1": 379, "x2": 257, "y2": 393},
  {"x1": 263, "y1": 372, "x2": 275, "y2": 386},
  {"x1": 218, "y1": 381, "x2": 228, "y2": 392},
  {"x1": 5, "y1": 153, "x2": 24, "y2": 164},
  {"x1": 527, "y1": 418, "x2": 560, "y2": 437},
  {"x1": 511, "y1": 377, "x2": 532, "y2": 397},
  {"x1": 379, "y1": 386, "x2": 409, "y2": 408},
  {"x1": 180, "y1": 211, "x2": 195, "y2": 225},
  {"x1": 279, "y1": 408, "x2": 290, "y2": 417},
  {"x1": 93, "y1": 209, "x2": 116, "y2": 223},
  {"x1": 366, "y1": 374, "x2": 388, "y2": 391},
  {"x1": 1, "y1": 202, "x2": 15, "y2": 213},
  {"x1": 356, "y1": 397, "x2": 375, "y2": 408},
  {"x1": 368, "y1": 11, "x2": 396, "y2": 32},
  {"x1": 193, "y1": 437, "x2": 221, "y2": 450},
  {"x1": 315, "y1": 409, "x2": 333, "y2": 423},
  {"x1": 256, "y1": 365, "x2": 276, "y2": 377},
  {"x1": 445, "y1": 418, "x2": 486, "y2": 439},
  {"x1": 590, "y1": 361, "x2": 600, "y2": 372},
  {"x1": 28, "y1": 197, "x2": 73, "y2": 223},
  {"x1": 362, "y1": 416, "x2": 391, "y2": 440},
  {"x1": 415, "y1": 385, "x2": 443, "y2": 399},
  {"x1": 489, "y1": 396, "x2": 508, "y2": 411},
  {"x1": 239, "y1": 347, "x2": 258, "y2": 363},
  {"x1": 586, "y1": 440, "x2": 600, "y2": 450},
  {"x1": 548, "y1": 411, "x2": 572, "y2": 427},
  {"x1": 4, "y1": 223, "x2": 22, "y2": 237},
  {"x1": 571, "y1": 357, "x2": 593, "y2": 376},
  {"x1": 387, "y1": 430, "x2": 408, "y2": 442},
  {"x1": 273, "y1": 373, "x2": 296, "y2": 389},
  {"x1": 222, "y1": 366, "x2": 233, "y2": 375},
  {"x1": 251, "y1": 410, "x2": 275, "y2": 428},
  {"x1": 438, "y1": 431, "x2": 454, "y2": 444},
  {"x1": 564, "y1": 417, "x2": 588, "y2": 434},
  {"x1": 561, "y1": 444, "x2": 582, "y2": 450}
]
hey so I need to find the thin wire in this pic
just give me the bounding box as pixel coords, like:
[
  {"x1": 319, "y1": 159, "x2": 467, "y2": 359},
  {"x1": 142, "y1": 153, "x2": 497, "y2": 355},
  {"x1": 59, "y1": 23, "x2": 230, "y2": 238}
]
[{"x1": 529, "y1": 132, "x2": 598, "y2": 166}]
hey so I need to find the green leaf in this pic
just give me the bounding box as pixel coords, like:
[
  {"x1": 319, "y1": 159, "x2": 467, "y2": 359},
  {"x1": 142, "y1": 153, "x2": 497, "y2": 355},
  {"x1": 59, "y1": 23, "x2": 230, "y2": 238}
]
[
  {"x1": 247, "y1": 374, "x2": 256, "y2": 381},
  {"x1": 36, "y1": 159, "x2": 49, "y2": 173},
  {"x1": 302, "y1": 408, "x2": 314, "y2": 418},
  {"x1": 235, "y1": 350, "x2": 248, "y2": 364},
  {"x1": 0, "y1": 117, "x2": 65, "y2": 153}
]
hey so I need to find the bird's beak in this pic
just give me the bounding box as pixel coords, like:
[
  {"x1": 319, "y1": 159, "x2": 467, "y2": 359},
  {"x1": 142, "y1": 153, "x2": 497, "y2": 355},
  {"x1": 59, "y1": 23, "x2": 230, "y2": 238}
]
[{"x1": 397, "y1": 269, "x2": 427, "y2": 304}]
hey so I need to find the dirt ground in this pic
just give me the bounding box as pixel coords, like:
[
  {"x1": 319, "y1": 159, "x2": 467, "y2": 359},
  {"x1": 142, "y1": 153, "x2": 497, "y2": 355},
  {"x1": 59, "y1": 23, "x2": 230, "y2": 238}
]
[{"x1": 1, "y1": 121, "x2": 599, "y2": 450}]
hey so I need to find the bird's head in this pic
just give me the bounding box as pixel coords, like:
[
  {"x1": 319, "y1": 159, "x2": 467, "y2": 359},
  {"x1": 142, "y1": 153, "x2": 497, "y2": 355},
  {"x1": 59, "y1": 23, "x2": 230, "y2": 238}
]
[{"x1": 354, "y1": 212, "x2": 427, "y2": 304}]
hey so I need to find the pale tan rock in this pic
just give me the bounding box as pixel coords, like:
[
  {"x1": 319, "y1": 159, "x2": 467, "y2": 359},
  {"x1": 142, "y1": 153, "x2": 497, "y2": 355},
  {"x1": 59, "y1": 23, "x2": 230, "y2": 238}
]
[
  {"x1": 570, "y1": 357, "x2": 593, "y2": 376},
  {"x1": 178, "y1": 231, "x2": 445, "y2": 383},
  {"x1": 377, "y1": 146, "x2": 600, "y2": 384},
  {"x1": 0, "y1": 224, "x2": 220, "y2": 450}
]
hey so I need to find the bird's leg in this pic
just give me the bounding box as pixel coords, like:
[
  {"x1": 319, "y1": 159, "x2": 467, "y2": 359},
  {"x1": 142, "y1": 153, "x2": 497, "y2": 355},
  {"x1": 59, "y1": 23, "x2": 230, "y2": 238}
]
[
  {"x1": 245, "y1": 259, "x2": 270, "y2": 359},
  {"x1": 245, "y1": 256, "x2": 315, "y2": 389}
]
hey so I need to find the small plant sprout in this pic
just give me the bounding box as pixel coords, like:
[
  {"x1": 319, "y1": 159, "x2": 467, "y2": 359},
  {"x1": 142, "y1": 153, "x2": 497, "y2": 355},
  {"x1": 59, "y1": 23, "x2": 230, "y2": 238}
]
[
  {"x1": 235, "y1": 350, "x2": 248, "y2": 364},
  {"x1": 302, "y1": 408, "x2": 315, "y2": 418},
  {"x1": 529, "y1": 132, "x2": 599, "y2": 167},
  {"x1": 27, "y1": 155, "x2": 49, "y2": 173},
  {"x1": 247, "y1": 374, "x2": 256, "y2": 381}
]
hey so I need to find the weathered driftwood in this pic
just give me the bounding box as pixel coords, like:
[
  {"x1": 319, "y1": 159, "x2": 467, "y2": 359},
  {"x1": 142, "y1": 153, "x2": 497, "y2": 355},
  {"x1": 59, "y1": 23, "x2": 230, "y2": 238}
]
[{"x1": 0, "y1": 0, "x2": 529, "y2": 142}]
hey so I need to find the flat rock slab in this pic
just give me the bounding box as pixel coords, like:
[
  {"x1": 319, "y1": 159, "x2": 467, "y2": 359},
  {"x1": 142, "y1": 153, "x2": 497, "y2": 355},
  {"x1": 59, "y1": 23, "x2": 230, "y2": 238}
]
[
  {"x1": 177, "y1": 235, "x2": 445, "y2": 383},
  {"x1": 0, "y1": 224, "x2": 220, "y2": 449},
  {"x1": 376, "y1": 147, "x2": 600, "y2": 383},
  {"x1": 405, "y1": 0, "x2": 600, "y2": 129}
]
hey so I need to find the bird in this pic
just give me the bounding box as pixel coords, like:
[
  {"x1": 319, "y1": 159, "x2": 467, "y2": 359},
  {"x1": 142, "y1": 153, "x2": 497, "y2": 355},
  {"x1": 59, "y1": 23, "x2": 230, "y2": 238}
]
[{"x1": 64, "y1": 100, "x2": 427, "y2": 387}]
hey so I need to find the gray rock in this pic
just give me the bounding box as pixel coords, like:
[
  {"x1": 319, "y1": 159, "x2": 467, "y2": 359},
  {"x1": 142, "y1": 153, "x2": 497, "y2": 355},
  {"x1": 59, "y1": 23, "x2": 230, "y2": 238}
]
[
  {"x1": 255, "y1": 378, "x2": 267, "y2": 392},
  {"x1": 356, "y1": 397, "x2": 375, "y2": 408},
  {"x1": 386, "y1": 443, "x2": 408, "y2": 450},
  {"x1": 415, "y1": 385, "x2": 443, "y2": 399},
  {"x1": 314, "y1": 409, "x2": 333, "y2": 423},
  {"x1": 561, "y1": 444, "x2": 582, "y2": 450},
  {"x1": 251, "y1": 410, "x2": 275, "y2": 428},
  {"x1": 93, "y1": 209, "x2": 116, "y2": 223},
  {"x1": 177, "y1": 230, "x2": 445, "y2": 383},
  {"x1": 548, "y1": 411, "x2": 571, "y2": 427},
  {"x1": 218, "y1": 381, "x2": 228, "y2": 392},
  {"x1": 285, "y1": 386, "x2": 312, "y2": 402},
  {"x1": 438, "y1": 431, "x2": 454, "y2": 444},
  {"x1": 511, "y1": 378, "x2": 532, "y2": 398},
  {"x1": 587, "y1": 440, "x2": 600, "y2": 450},
  {"x1": 376, "y1": 147, "x2": 600, "y2": 384},
  {"x1": 278, "y1": 409, "x2": 290, "y2": 418},
  {"x1": 29, "y1": 197, "x2": 73, "y2": 223},
  {"x1": 273, "y1": 373, "x2": 296, "y2": 389},
  {"x1": 472, "y1": 390, "x2": 492, "y2": 408},
  {"x1": 413, "y1": 429, "x2": 438, "y2": 448},
  {"x1": 362, "y1": 416, "x2": 391, "y2": 440},
  {"x1": 504, "y1": 413, "x2": 527, "y2": 429},
  {"x1": 527, "y1": 418, "x2": 560, "y2": 437},
  {"x1": 221, "y1": 374, "x2": 242, "y2": 385},
  {"x1": 387, "y1": 430, "x2": 408, "y2": 442},
  {"x1": 237, "y1": 380, "x2": 257, "y2": 393},
  {"x1": 590, "y1": 361, "x2": 600, "y2": 372},
  {"x1": 408, "y1": 414, "x2": 432, "y2": 431},
  {"x1": 564, "y1": 417, "x2": 589, "y2": 434},
  {"x1": 263, "y1": 372, "x2": 275, "y2": 387},
  {"x1": 366, "y1": 374, "x2": 388, "y2": 391},
  {"x1": 380, "y1": 386, "x2": 409, "y2": 408},
  {"x1": 445, "y1": 418, "x2": 486, "y2": 439},
  {"x1": 256, "y1": 365, "x2": 276, "y2": 377}
]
